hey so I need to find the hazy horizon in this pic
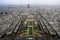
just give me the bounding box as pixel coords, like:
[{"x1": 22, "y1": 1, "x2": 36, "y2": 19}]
[{"x1": 0, "y1": 0, "x2": 60, "y2": 5}]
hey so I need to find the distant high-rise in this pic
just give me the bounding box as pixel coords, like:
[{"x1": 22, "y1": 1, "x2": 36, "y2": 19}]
[{"x1": 28, "y1": 4, "x2": 29, "y2": 8}]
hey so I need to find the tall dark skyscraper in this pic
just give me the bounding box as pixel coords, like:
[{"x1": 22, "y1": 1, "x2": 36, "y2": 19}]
[{"x1": 28, "y1": 4, "x2": 29, "y2": 8}]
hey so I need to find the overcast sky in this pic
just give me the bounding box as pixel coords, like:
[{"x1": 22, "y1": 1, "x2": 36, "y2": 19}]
[{"x1": 0, "y1": 0, "x2": 60, "y2": 5}]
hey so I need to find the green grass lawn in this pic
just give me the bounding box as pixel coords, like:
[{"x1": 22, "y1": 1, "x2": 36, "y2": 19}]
[
  {"x1": 28, "y1": 21, "x2": 33, "y2": 35},
  {"x1": 29, "y1": 27, "x2": 32, "y2": 35}
]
